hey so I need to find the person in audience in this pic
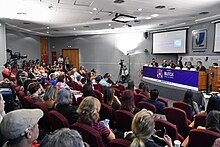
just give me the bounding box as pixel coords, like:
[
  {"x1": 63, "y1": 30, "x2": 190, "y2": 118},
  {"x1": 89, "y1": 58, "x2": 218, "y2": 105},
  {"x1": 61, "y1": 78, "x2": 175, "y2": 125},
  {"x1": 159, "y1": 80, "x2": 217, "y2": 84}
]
[
  {"x1": 168, "y1": 59, "x2": 176, "y2": 69},
  {"x1": 205, "y1": 110, "x2": 220, "y2": 133},
  {"x1": 49, "y1": 73, "x2": 56, "y2": 86},
  {"x1": 138, "y1": 82, "x2": 145, "y2": 90},
  {"x1": 151, "y1": 58, "x2": 159, "y2": 67},
  {"x1": 23, "y1": 72, "x2": 37, "y2": 95},
  {"x1": 104, "y1": 73, "x2": 115, "y2": 85},
  {"x1": 161, "y1": 60, "x2": 168, "y2": 68},
  {"x1": 43, "y1": 86, "x2": 58, "y2": 111},
  {"x1": 176, "y1": 60, "x2": 183, "y2": 69},
  {"x1": 182, "y1": 89, "x2": 199, "y2": 114},
  {"x1": 56, "y1": 74, "x2": 69, "y2": 89},
  {"x1": 81, "y1": 78, "x2": 87, "y2": 87},
  {"x1": 121, "y1": 90, "x2": 140, "y2": 114},
  {"x1": 127, "y1": 80, "x2": 136, "y2": 93},
  {"x1": 40, "y1": 128, "x2": 86, "y2": 147},
  {"x1": 142, "y1": 89, "x2": 165, "y2": 114},
  {"x1": 28, "y1": 82, "x2": 44, "y2": 103},
  {"x1": 213, "y1": 63, "x2": 218, "y2": 66},
  {"x1": 186, "y1": 61, "x2": 194, "y2": 70},
  {"x1": 76, "y1": 75, "x2": 82, "y2": 86},
  {"x1": 0, "y1": 93, "x2": 5, "y2": 123},
  {"x1": 82, "y1": 82, "x2": 96, "y2": 97},
  {"x1": 206, "y1": 95, "x2": 220, "y2": 114},
  {"x1": 55, "y1": 88, "x2": 78, "y2": 124},
  {"x1": 0, "y1": 109, "x2": 43, "y2": 147},
  {"x1": 140, "y1": 83, "x2": 150, "y2": 98},
  {"x1": 212, "y1": 138, "x2": 220, "y2": 147},
  {"x1": 2, "y1": 63, "x2": 15, "y2": 81},
  {"x1": 103, "y1": 88, "x2": 121, "y2": 111},
  {"x1": 130, "y1": 109, "x2": 173, "y2": 147},
  {"x1": 196, "y1": 61, "x2": 206, "y2": 71},
  {"x1": 99, "y1": 74, "x2": 111, "y2": 87},
  {"x1": 79, "y1": 66, "x2": 87, "y2": 77},
  {"x1": 77, "y1": 96, "x2": 115, "y2": 143}
]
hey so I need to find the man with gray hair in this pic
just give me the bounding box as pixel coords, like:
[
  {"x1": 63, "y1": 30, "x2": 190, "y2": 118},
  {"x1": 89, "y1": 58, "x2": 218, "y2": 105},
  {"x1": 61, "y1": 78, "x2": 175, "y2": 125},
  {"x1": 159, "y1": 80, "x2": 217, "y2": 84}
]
[
  {"x1": 0, "y1": 109, "x2": 43, "y2": 147},
  {"x1": 40, "y1": 128, "x2": 87, "y2": 147},
  {"x1": 55, "y1": 88, "x2": 79, "y2": 124}
]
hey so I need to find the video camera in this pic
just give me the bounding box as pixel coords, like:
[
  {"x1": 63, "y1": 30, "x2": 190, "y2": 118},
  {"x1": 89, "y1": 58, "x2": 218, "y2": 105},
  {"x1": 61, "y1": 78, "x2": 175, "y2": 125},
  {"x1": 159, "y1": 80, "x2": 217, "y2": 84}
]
[
  {"x1": 119, "y1": 59, "x2": 124, "y2": 68},
  {"x1": 6, "y1": 49, "x2": 27, "y2": 60}
]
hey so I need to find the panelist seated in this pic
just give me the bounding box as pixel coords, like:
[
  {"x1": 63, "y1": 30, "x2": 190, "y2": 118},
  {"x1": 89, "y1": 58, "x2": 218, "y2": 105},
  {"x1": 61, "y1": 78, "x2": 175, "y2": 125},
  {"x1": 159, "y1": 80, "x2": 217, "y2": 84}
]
[
  {"x1": 168, "y1": 59, "x2": 176, "y2": 69},
  {"x1": 161, "y1": 60, "x2": 168, "y2": 68},
  {"x1": 186, "y1": 61, "x2": 194, "y2": 70},
  {"x1": 196, "y1": 61, "x2": 206, "y2": 71},
  {"x1": 151, "y1": 58, "x2": 159, "y2": 67},
  {"x1": 176, "y1": 60, "x2": 183, "y2": 69}
]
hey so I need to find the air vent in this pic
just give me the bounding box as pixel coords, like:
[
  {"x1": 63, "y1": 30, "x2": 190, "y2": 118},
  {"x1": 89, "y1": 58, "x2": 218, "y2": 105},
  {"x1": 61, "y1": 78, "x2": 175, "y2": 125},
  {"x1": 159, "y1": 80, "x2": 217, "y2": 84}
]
[
  {"x1": 83, "y1": 26, "x2": 90, "y2": 28},
  {"x1": 53, "y1": 30, "x2": 59, "y2": 32},
  {"x1": 199, "y1": 12, "x2": 209, "y2": 15},
  {"x1": 23, "y1": 22, "x2": 31, "y2": 25},
  {"x1": 155, "y1": 5, "x2": 166, "y2": 9},
  {"x1": 93, "y1": 17, "x2": 101, "y2": 20},
  {"x1": 159, "y1": 24, "x2": 164, "y2": 26},
  {"x1": 17, "y1": 12, "x2": 27, "y2": 15},
  {"x1": 168, "y1": 8, "x2": 175, "y2": 10},
  {"x1": 113, "y1": 0, "x2": 125, "y2": 4}
]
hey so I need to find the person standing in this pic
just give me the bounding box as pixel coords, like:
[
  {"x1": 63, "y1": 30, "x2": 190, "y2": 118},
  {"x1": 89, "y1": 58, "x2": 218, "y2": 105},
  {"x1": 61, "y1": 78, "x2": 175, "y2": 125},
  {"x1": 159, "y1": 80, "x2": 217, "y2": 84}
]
[
  {"x1": 64, "y1": 56, "x2": 70, "y2": 70},
  {"x1": 57, "y1": 55, "x2": 64, "y2": 65},
  {"x1": 196, "y1": 61, "x2": 206, "y2": 71}
]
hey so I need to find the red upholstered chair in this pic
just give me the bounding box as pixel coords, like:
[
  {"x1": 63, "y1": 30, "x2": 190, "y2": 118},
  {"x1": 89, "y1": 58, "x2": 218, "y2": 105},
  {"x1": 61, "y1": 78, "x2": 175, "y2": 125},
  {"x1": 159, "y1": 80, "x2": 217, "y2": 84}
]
[
  {"x1": 134, "y1": 89, "x2": 142, "y2": 94},
  {"x1": 34, "y1": 101, "x2": 50, "y2": 132},
  {"x1": 15, "y1": 86, "x2": 20, "y2": 93},
  {"x1": 72, "y1": 95, "x2": 77, "y2": 106},
  {"x1": 194, "y1": 113, "x2": 207, "y2": 128},
  {"x1": 137, "y1": 101, "x2": 156, "y2": 113},
  {"x1": 102, "y1": 86, "x2": 108, "y2": 94},
  {"x1": 77, "y1": 97, "x2": 84, "y2": 106},
  {"x1": 113, "y1": 88, "x2": 121, "y2": 98},
  {"x1": 23, "y1": 96, "x2": 35, "y2": 108},
  {"x1": 94, "y1": 89, "x2": 103, "y2": 102},
  {"x1": 100, "y1": 103, "x2": 113, "y2": 120},
  {"x1": 17, "y1": 90, "x2": 25, "y2": 106},
  {"x1": 76, "y1": 84, "x2": 83, "y2": 92},
  {"x1": 94, "y1": 83, "x2": 103, "y2": 93},
  {"x1": 46, "y1": 80, "x2": 52, "y2": 86},
  {"x1": 173, "y1": 102, "x2": 192, "y2": 121},
  {"x1": 162, "y1": 107, "x2": 189, "y2": 138},
  {"x1": 157, "y1": 97, "x2": 169, "y2": 107},
  {"x1": 118, "y1": 84, "x2": 126, "y2": 92},
  {"x1": 115, "y1": 110, "x2": 134, "y2": 132},
  {"x1": 134, "y1": 94, "x2": 147, "y2": 106},
  {"x1": 187, "y1": 129, "x2": 220, "y2": 147},
  {"x1": 70, "y1": 122, "x2": 105, "y2": 147},
  {"x1": 108, "y1": 139, "x2": 131, "y2": 147},
  {"x1": 155, "y1": 119, "x2": 184, "y2": 142},
  {"x1": 111, "y1": 85, "x2": 119, "y2": 90},
  {"x1": 48, "y1": 110, "x2": 69, "y2": 132}
]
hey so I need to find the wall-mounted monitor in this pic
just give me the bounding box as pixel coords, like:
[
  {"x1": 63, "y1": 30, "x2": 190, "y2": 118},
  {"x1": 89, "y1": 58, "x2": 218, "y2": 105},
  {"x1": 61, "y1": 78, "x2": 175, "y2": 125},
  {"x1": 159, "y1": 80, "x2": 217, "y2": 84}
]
[
  {"x1": 153, "y1": 29, "x2": 187, "y2": 54},
  {"x1": 214, "y1": 22, "x2": 220, "y2": 52}
]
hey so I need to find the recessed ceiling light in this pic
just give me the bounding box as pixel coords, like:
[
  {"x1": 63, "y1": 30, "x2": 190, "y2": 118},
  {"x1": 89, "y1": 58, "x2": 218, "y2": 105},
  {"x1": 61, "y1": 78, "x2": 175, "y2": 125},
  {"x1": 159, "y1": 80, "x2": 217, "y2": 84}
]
[
  {"x1": 151, "y1": 14, "x2": 159, "y2": 17},
  {"x1": 155, "y1": 5, "x2": 166, "y2": 9},
  {"x1": 73, "y1": 28, "x2": 76, "y2": 30},
  {"x1": 113, "y1": 0, "x2": 125, "y2": 4},
  {"x1": 46, "y1": 31, "x2": 49, "y2": 34},
  {"x1": 89, "y1": 11, "x2": 93, "y2": 14},
  {"x1": 159, "y1": 24, "x2": 164, "y2": 26},
  {"x1": 23, "y1": 22, "x2": 31, "y2": 25},
  {"x1": 199, "y1": 11, "x2": 209, "y2": 15},
  {"x1": 169, "y1": 8, "x2": 175, "y2": 10},
  {"x1": 108, "y1": 24, "x2": 111, "y2": 26},
  {"x1": 53, "y1": 29, "x2": 59, "y2": 32},
  {"x1": 93, "y1": 8, "x2": 97, "y2": 11},
  {"x1": 46, "y1": 27, "x2": 50, "y2": 29},
  {"x1": 83, "y1": 26, "x2": 90, "y2": 28},
  {"x1": 93, "y1": 17, "x2": 101, "y2": 20},
  {"x1": 138, "y1": 8, "x2": 142, "y2": 11},
  {"x1": 145, "y1": 17, "x2": 152, "y2": 20}
]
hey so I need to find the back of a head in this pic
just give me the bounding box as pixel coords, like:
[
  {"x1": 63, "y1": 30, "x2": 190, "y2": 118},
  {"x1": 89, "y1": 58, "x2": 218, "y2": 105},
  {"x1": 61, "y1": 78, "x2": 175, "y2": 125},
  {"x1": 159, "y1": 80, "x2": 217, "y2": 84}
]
[
  {"x1": 56, "y1": 88, "x2": 72, "y2": 105},
  {"x1": 56, "y1": 74, "x2": 65, "y2": 83},
  {"x1": 83, "y1": 82, "x2": 94, "y2": 97},
  {"x1": 131, "y1": 109, "x2": 154, "y2": 147},
  {"x1": 121, "y1": 90, "x2": 135, "y2": 111},
  {"x1": 28, "y1": 82, "x2": 40, "y2": 95},
  {"x1": 81, "y1": 78, "x2": 87, "y2": 85},
  {"x1": 142, "y1": 84, "x2": 149, "y2": 93},
  {"x1": 44, "y1": 86, "x2": 58, "y2": 101},
  {"x1": 207, "y1": 95, "x2": 220, "y2": 113},
  {"x1": 103, "y1": 73, "x2": 110, "y2": 79},
  {"x1": 183, "y1": 89, "x2": 193, "y2": 103},
  {"x1": 103, "y1": 88, "x2": 114, "y2": 105},
  {"x1": 127, "y1": 80, "x2": 135, "y2": 90},
  {"x1": 40, "y1": 128, "x2": 84, "y2": 147},
  {"x1": 77, "y1": 96, "x2": 101, "y2": 125},
  {"x1": 150, "y1": 89, "x2": 159, "y2": 100},
  {"x1": 206, "y1": 110, "x2": 220, "y2": 132},
  {"x1": 138, "y1": 82, "x2": 145, "y2": 90}
]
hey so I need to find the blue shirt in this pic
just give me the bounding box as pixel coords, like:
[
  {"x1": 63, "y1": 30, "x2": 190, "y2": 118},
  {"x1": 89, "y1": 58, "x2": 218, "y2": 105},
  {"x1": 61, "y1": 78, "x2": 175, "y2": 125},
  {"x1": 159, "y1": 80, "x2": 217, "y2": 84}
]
[
  {"x1": 49, "y1": 79, "x2": 56, "y2": 86},
  {"x1": 99, "y1": 79, "x2": 110, "y2": 87}
]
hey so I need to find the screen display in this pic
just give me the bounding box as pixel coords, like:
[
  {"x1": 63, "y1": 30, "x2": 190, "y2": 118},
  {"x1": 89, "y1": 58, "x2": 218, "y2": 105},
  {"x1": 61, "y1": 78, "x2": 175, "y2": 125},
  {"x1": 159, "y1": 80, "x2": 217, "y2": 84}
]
[
  {"x1": 153, "y1": 30, "x2": 187, "y2": 54},
  {"x1": 214, "y1": 22, "x2": 220, "y2": 52}
]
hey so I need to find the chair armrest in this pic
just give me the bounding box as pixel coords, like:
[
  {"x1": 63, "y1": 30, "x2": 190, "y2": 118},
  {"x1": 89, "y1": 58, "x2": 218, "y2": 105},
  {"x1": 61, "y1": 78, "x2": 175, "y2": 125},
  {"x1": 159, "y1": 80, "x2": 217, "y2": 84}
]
[
  {"x1": 189, "y1": 121, "x2": 194, "y2": 129},
  {"x1": 187, "y1": 119, "x2": 191, "y2": 125},
  {"x1": 181, "y1": 136, "x2": 189, "y2": 147}
]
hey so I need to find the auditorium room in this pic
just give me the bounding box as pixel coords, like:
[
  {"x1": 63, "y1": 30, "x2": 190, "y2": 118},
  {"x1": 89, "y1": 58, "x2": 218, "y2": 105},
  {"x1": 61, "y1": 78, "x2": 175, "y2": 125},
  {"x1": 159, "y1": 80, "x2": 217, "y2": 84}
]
[{"x1": 1, "y1": 0, "x2": 220, "y2": 147}]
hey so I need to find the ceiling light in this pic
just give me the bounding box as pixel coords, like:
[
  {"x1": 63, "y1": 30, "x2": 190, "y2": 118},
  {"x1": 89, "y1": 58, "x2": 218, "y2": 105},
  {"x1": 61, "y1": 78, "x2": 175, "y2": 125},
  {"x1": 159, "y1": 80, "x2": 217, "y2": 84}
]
[
  {"x1": 199, "y1": 11, "x2": 209, "y2": 15},
  {"x1": 73, "y1": 28, "x2": 76, "y2": 30},
  {"x1": 151, "y1": 14, "x2": 159, "y2": 17},
  {"x1": 138, "y1": 8, "x2": 142, "y2": 11},
  {"x1": 93, "y1": 8, "x2": 97, "y2": 11},
  {"x1": 89, "y1": 11, "x2": 93, "y2": 14},
  {"x1": 113, "y1": 0, "x2": 125, "y2": 4},
  {"x1": 46, "y1": 31, "x2": 49, "y2": 34},
  {"x1": 46, "y1": 27, "x2": 50, "y2": 29},
  {"x1": 108, "y1": 24, "x2": 112, "y2": 26},
  {"x1": 145, "y1": 17, "x2": 151, "y2": 20},
  {"x1": 155, "y1": 5, "x2": 166, "y2": 9}
]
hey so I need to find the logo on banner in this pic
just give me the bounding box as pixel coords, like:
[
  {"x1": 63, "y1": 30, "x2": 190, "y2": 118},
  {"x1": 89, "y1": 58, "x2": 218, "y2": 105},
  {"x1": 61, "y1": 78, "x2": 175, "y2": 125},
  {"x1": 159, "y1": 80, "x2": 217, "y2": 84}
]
[{"x1": 157, "y1": 69, "x2": 163, "y2": 78}]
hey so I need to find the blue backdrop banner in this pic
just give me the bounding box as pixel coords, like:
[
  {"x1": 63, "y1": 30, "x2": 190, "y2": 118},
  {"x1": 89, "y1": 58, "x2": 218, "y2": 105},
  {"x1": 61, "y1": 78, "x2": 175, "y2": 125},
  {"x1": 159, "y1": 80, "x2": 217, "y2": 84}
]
[{"x1": 143, "y1": 66, "x2": 199, "y2": 89}]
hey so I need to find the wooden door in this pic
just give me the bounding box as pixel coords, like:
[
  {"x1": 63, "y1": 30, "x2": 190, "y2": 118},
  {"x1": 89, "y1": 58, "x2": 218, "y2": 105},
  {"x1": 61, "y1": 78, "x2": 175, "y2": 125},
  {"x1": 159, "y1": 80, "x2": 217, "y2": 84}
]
[
  {"x1": 40, "y1": 37, "x2": 48, "y2": 64},
  {"x1": 51, "y1": 51, "x2": 57, "y2": 64},
  {"x1": 62, "y1": 49, "x2": 79, "y2": 69}
]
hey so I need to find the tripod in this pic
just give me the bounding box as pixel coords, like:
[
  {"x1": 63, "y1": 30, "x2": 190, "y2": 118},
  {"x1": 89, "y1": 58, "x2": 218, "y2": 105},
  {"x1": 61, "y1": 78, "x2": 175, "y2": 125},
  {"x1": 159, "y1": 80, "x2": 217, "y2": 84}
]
[{"x1": 117, "y1": 65, "x2": 129, "y2": 83}]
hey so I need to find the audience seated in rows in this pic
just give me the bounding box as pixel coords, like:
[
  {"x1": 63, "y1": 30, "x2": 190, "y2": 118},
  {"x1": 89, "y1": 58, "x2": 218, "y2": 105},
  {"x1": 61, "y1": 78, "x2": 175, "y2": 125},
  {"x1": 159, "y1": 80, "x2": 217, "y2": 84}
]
[
  {"x1": 0, "y1": 109, "x2": 43, "y2": 147},
  {"x1": 142, "y1": 89, "x2": 165, "y2": 114},
  {"x1": 182, "y1": 89, "x2": 199, "y2": 114},
  {"x1": 139, "y1": 83, "x2": 150, "y2": 98},
  {"x1": 40, "y1": 128, "x2": 86, "y2": 147},
  {"x1": 56, "y1": 74, "x2": 69, "y2": 89},
  {"x1": 205, "y1": 110, "x2": 220, "y2": 133},
  {"x1": 28, "y1": 82, "x2": 44, "y2": 103},
  {"x1": 77, "y1": 96, "x2": 115, "y2": 144},
  {"x1": 121, "y1": 90, "x2": 140, "y2": 115},
  {"x1": 43, "y1": 86, "x2": 57, "y2": 111},
  {"x1": 82, "y1": 82, "x2": 96, "y2": 97},
  {"x1": 99, "y1": 74, "x2": 111, "y2": 87},
  {"x1": 103, "y1": 88, "x2": 121, "y2": 111},
  {"x1": 55, "y1": 88, "x2": 79, "y2": 124}
]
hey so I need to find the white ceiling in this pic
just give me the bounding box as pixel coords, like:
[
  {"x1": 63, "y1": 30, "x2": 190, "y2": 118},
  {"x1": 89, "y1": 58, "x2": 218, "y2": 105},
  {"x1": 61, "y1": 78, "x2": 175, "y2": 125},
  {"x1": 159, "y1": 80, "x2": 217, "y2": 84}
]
[{"x1": 0, "y1": 0, "x2": 220, "y2": 36}]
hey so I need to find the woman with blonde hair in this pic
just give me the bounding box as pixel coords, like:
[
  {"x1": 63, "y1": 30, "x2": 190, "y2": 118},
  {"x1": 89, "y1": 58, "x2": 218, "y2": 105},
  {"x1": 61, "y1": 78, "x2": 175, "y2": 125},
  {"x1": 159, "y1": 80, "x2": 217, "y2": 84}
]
[
  {"x1": 77, "y1": 96, "x2": 115, "y2": 143},
  {"x1": 131, "y1": 109, "x2": 173, "y2": 147},
  {"x1": 43, "y1": 86, "x2": 58, "y2": 110}
]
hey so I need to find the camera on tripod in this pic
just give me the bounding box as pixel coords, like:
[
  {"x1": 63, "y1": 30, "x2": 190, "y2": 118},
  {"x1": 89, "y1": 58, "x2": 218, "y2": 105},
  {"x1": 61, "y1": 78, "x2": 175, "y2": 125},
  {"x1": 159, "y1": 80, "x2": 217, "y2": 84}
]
[
  {"x1": 6, "y1": 48, "x2": 27, "y2": 69},
  {"x1": 119, "y1": 59, "x2": 124, "y2": 68}
]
